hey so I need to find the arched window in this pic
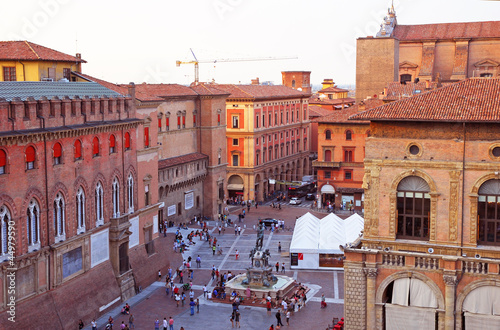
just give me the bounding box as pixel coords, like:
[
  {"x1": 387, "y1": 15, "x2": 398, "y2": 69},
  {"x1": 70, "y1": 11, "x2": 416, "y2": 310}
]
[
  {"x1": 112, "y1": 177, "x2": 120, "y2": 218},
  {"x1": 109, "y1": 134, "x2": 116, "y2": 154},
  {"x1": 74, "y1": 140, "x2": 82, "y2": 160},
  {"x1": 396, "y1": 176, "x2": 431, "y2": 240},
  {"x1": 345, "y1": 130, "x2": 352, "y2": 141},
  {"x1": 124, "y1": 132, "x2": 131, "y2": 150},
  {"x1": 0, "y1": 205, "x2": 11, "y2": 258},
  {"x1": 128, "y1": 174, "x2": 134, "y2": 213},
  {"x1": 92, "y1": 137, "x2": 100, "y2": 157},
  {"x1": 76, "y1": 187, "x2": 85, "y2": 234},
  {"x1": 95, "y1": 182, "x2": 104, "y2": 226},
  {"x1": 53, "y1": 142, "x2": 62, "y2": 165},
  {"x1": 26, "y1": 146, "x2": 36, "y2": 170},
  {"x1": 325, "y1": 130, "x2": 332, "y2": 140},
  {"x1": 325, "y1": 150, "x2": 332, "y2": 162},
  {"x1": 0, "y1": 149, "x2": 6, "y2": 174},
  {"x1": 166, "y1": 116, "x2": 170, "y2": 131},
  {"x1": 27, "y1": 199, "x2": 40, "y2": 252},
  {"x1": 477, "y1": 179, "x2": 500, "y2": 245},
  {"x1": 53, "y1": 193, "x2": 66, "y2": 242}
]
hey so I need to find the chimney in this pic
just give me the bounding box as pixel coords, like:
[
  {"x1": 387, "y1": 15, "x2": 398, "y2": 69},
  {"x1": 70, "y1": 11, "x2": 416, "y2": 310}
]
[
  {"x1": 251, "y1": 77, "x2": 260, "y2": 85},
  {"x1": 383, "y1": 87, "x2": 388, "y2": 96},
  {"x1": 425, "y1": 80, "x2": 430, "y2": 89},
  {"x1": 358, "y1": 101, "x2": 366, "y2": 111},
  {"x1": 128, "y1": 82, "x2": 136, "y2": 101},
  {"x1": 75, "y1": 53, "x2": 82, "y2": 73}
]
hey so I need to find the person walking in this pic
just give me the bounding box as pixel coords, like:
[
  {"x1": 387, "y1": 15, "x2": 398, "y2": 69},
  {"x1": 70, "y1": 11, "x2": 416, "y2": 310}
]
[
  {"x1": 196, "y1": 255, "x2": 201, "y2": 268},
  {"x1": 168, "y1": 317, "x2": 174, "y2": 330},
  {"x1": 278, "y1": 242, "x2": 281, "y2": 253},
  {"x1": 276, "y1": 309, "x2": 284, "y2": 327},
  {"x1": 275, "y1": 262, "x2": 279, "y2": 272},
  {"x1": 212, "y1": 245, "x2": 216, "y2": 255},
  {"x1": 235, "y1": 310, "x2": 241, "y2": 328},
  {"x1": 128, "y1": 314, "x2": 135, "y2": 329},
  {"x1": 286, "y1": 310, "x2": 290, "y2": 326},
  {"x1": 235, "y1": 249, "x2": 239, "y2": 260},
  {"x1": 281, "y1": 262, "x2": 285, "y2": 273},
  {"x1": 162, "y1": 317, "x2": 168, "y2": 330},
  {"x1": 91, "y1": 319, "x2": 97, "y2": 330},
  {"x1": 196, "y1": 298, "x2": 200, "y2": 313},
  {"x1": 179, "y1": 271, "x2": 183, "y2": 283}
]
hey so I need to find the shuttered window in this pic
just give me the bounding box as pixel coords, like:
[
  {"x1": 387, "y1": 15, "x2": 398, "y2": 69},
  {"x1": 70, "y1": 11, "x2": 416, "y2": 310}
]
[
  {"x1": 53, "y1": 143, "x2": 62, "y2": 165},
  {"x1": 0, "y1": 150, "x2": 6, "y2": 174},
  {"x1": 26, "y1": 146, "x2": 36, "y2": 169},
  {"x1": 144, "y1": 127, "x2": 149, "y2": 148},
  {"x1": 166, "y1": 117, "x2": 169, "y2": 131},
  {"x1": 124, "y1": 132, "x2": 131, "y2": 150},
  {"x1": 92, "y1": 137, "x2": 99, "y2": 156},
  {"x1": 74, "y1": 140, "x2": 82, "y2": 160},
  {"x1": 109, "y1": 134, "x2": 116, "y2": 153}
]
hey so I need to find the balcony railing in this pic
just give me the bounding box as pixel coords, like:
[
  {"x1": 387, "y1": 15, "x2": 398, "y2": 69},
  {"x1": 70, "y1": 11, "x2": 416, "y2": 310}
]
[{"x1": 312, "y1": 160, "x2": 341, "y2": 168}]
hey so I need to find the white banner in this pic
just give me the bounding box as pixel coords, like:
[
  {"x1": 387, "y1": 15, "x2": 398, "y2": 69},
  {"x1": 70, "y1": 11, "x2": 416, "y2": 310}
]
[
  {"x1": 168, "y1": 205, "x2": 176, "y2": 216},
  {"x1": 153, "y1": 215, "x2": 158, "y2": 234},
  {"x1": 129, "y1": 216, "x2": 139, "y2": 248},
  {"x1": 91, "y1": 229, "x2": 109, "y2": 268},
  {"x1": 185, "y1": 191, "x2": 194, "y2": 210}
]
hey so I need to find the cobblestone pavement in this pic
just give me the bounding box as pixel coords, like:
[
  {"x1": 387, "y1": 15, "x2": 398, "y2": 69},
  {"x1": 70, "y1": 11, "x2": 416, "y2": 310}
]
[{"x1": 86, "y1": 204, "x2": 345, "y2": 330}]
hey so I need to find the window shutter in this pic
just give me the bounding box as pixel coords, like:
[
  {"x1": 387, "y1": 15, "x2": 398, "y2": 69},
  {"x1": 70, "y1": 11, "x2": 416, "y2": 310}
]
[
  {"x1": 193, "y1": 114, "x2": 196, "y2": 125},
  {"x1": 166, "y1": 117, "x2": 169, "y2": 127},
  {"x1": 125, "y1": 133, "x2": 131, "y2": 149},
  {"x1": 218, "y1": 114, "x2": 221, "y2": 123},
  {"x1": 182, "y1": 116, "x2": 186, "y2": 126},
  {"x1": 74, "y1": 140, "x2": 82, "y2": 159},
  {"x1": 177, "y1": 116, "x2": 181, "y2": 126},
  {"x1": 158, "y1": 118, "x2": 162, "y2": 129},
  {"x1": 26, "y1": 146, "x2": 36, "y2": 162},
  {"x1": 109, "y1": 135, "x2": 116, "y2": 148},
  {"x1": 0, "y1": 150, "x2": 6, "y2": 167},
  {"x1": 53, "y1": 143, "x2": 62, "y2": 158},
  {"x1": 93, "y1": 137, "x2": 99, "y2": 155},
  {"x1": 144, "y1": 127, "x2": 149, "y2": 147}
]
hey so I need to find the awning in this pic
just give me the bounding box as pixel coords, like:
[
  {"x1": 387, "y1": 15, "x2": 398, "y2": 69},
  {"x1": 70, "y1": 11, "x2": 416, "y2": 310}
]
[
  {"x1": 321, "y1": 184, "x2": 335, "y2": 194},
  {"x1": 227, "y1": 184, "x2": 244, "y2": 190}
]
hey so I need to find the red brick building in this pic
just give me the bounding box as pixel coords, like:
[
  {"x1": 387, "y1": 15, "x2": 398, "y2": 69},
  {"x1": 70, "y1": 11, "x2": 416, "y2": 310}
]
[
  {"x1": 344, "y1": 78, "x2": 500, "y2": 329},
  {"x1": 0, "y1": 81, "x2": 147, "y2": 329}
]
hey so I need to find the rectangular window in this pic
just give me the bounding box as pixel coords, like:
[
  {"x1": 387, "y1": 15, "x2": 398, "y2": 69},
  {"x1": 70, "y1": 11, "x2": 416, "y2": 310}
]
[
  {"x1": 63, "y1": 68, "x2": 71, "y2": 80},
  {"x1": 232, "y1": 154, "x2": 239, "y2": 166},
  {"x1": 166, "y1": 117, "x2": 170, "y2": 131},
  {"x1": 3, "y1": 67, "x2": 16, "y2": 81},
  {"x1": 344, "y1": 170, "x2": 352, "y2": 181},
  {"x1": 325, "y1": 171, "x2": 331, "y2": 179},
  {"x1": 256, "y1": 153, "x2": 260, "y2": 165},
  {"x1": 256, "y1": 138, "x2": 259, "y2": 146},
  {"x1": 177, "y1": 116, "x2": 181, "y2": 129},
  {"x1": 263, "y1": 114, "x2": 265, "y2": 127},
  {"x1": 232, "y1": 138, "x2": 239, "y2": 146},
  {"x1": 269, "y1": 113, "x2": 272, "y2": 127},
  {"x1": 158, "y1": 118, "x2": 162, "y2": 132},
  {"x1": 217, "y1": 113, "x2": 221, "y2": 126},
  {"x1": 193, "y1": 114, "x2": 196, "y2": 127},
  {"x1": 145, "y1": 184, "x2": 150, "y2": 206},
  {"x1": 144, "y1": 127, "x2": 150, "y2": 148},
  {"x1": 256, "y1": 115, "x2": 259, "y2": 128},
  {"x1": 182, "y1": 115, "x2": 186, "y2": 128},
  {"x1": 232, "y1": 116, "x2": 239, "y2": 128}
]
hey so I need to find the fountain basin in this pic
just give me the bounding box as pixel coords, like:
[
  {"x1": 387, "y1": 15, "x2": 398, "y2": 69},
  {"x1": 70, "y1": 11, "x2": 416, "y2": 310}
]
[{"x1": 225, "y1": 274, "x2": 296, "y2": 299}]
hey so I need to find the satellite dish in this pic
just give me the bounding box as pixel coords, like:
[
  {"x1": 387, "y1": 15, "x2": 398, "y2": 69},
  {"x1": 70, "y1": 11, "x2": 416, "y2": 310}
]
[{"x1": 297, "y1": 87, "x2": 302, "y2": 91}]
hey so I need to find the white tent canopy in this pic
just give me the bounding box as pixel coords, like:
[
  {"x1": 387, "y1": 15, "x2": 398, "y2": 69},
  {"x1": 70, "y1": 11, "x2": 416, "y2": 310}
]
[{"x1": 290, "y1": 212, "x2": 364, "y2": 269}]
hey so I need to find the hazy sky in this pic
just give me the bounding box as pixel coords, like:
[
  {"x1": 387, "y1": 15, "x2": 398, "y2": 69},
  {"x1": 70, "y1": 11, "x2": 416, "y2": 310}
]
[{"x1": 1, "y1": 0, "x2": 498, "y2": 86}]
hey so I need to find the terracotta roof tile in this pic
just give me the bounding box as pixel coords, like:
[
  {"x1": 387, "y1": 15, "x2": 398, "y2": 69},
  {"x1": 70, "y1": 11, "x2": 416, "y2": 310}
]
[
  {"x1": 189, "y1": 84, "x2": 230, "y2": 96},
  {"x1": 316, "y1": 99, "x2": 383, "y2": 124},
  {"x1": 158, "y1": 152, "x2": 208, "y2": 169},
  {"x1": 210, "y1": 84, "x2": 310, "y2": 100},
  {"x1": 383, "y1": 81, "x2": 439, "y2": 101},
  {"x1": 350, "y1": 78, "x2": 500, "y2": 122},
  {"x1": 318, "y1": 86, "x2": 349, "y2": 93},
  {"x1": 308, "y1": 105, "x2": 333, "y2": 118},
  {"x1": 393, "y1": 21, "x2": 500, "y2": 41},
  {"x1": 0, "y1": 41, "x2": 85, "y2": 62}
]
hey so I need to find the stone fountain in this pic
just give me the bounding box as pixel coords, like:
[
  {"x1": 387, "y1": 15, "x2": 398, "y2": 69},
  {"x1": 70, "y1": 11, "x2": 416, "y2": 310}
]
[{"x1": 225, "y1": 223, "x2": 295, "y2": 299}]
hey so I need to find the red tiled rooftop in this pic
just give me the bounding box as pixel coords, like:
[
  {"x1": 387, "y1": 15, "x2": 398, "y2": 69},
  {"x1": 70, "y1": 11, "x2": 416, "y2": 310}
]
[
  {"x1": 190, "y1": 84, "x2": 230, "y2": 96},
  {"x1": 0, "y1": 41, "x2": 85, "y2": 62},
  {"x1": 384, "y1": 81, "x2": 439, "y2": 101},
  {"x1": 394, "y1": 21, "x2": 500, "y2": 41},
  {"x1": 316, "y1": 99, "x2": 383, "y2": 124},
  {"x1": 158, "y1": 153, "x2": 208, "y2": 169},
  {"x1": 319, "y1": 86, "x2": 349, "y2": 93},
  {"x1": 309, "y1": 105, "x2": 333, "y2": 118},
  {"x1": 211, "y1": 84, "x2": 310, "y2": 100},
  {"x1": 350, "y1": 78, "x2": 500, "y2": 122}
]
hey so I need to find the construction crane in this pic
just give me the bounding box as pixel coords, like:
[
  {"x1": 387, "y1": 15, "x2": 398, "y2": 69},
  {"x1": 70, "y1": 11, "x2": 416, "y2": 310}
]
[{"x1": 176, "y1": 48, "x2": 298, "y2": 84}]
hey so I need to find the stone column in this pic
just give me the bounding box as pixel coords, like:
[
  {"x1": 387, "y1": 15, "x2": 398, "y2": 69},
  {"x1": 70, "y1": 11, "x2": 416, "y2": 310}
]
[
  {"x1": 364, "y1": 267, "x2": 378, "y2": 329},
  {"x1": 443, "y1": 274, "x2": 458, "y2": 330}
]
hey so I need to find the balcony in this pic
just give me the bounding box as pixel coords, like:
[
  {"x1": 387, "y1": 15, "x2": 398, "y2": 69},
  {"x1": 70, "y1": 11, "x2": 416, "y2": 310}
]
[{"x1": 312, "y1": 160, "x2": 341, "y2": 168}]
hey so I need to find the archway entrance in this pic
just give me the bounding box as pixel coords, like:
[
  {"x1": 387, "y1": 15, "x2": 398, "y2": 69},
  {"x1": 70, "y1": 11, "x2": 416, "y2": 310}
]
[{"x1": 228, "y1": 175, "x2": 244, "y2": 202}]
